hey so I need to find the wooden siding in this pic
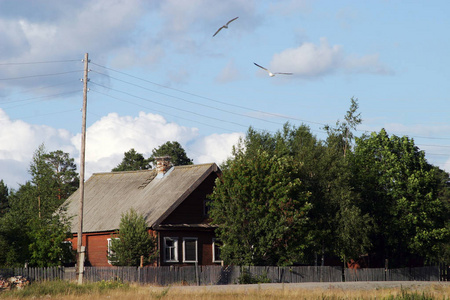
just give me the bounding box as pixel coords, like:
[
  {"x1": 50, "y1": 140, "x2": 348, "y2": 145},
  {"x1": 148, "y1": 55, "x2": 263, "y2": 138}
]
[
  {"x1": 161, "y1": 172, "x2": 217, "y2": 225},
  {"x1": 158, "y1": 229, "x2": 218, "y2": 266}
]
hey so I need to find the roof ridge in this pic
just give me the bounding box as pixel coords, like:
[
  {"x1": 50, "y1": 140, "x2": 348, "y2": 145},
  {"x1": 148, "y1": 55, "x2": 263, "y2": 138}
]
[
  {"x1": 175, "y1": 163, "x2": 215, "y2": 169},
  {"x1": 92, "y1": 169, "x2": 156, "y2": 175}
]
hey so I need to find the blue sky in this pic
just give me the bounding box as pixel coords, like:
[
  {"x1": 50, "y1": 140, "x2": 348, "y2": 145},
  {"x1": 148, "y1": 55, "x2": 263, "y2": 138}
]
[{"x1": 0, "y1": 0, "x2": 449, "y2": 189}]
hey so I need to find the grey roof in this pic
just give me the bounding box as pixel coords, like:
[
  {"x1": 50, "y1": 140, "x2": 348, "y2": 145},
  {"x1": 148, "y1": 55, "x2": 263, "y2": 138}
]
[{"x1": 63, "y1": 163, "x2": 219, "y2": 233}]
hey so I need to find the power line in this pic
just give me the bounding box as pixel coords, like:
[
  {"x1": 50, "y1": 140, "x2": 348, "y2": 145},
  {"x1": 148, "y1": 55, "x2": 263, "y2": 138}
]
[
  {"x1": 90, "y1": 62, "x2": 327, "y2": 127},
  {"x1": 89, "y1": 89, "x2": 238, "y2": 133},
  {"x1": 0, "y1": 59, "x2": 80, "y2": 66},
  {"x1": 86, "y1": 109, "x2": 229, "y2": 162},
  {"x1": 90, "y1": 69, "x2": 287, "y2": 127},
  {"x1": 11, "y1": 109, "x2": 81, "y2": 121},
  {"x1": 0, "y1": 70, "x2": 83, "y2": 81},
  {"x1": 2, "y1": 90, "x2": 81, "y2": 109},
  {"x1": 89, "y1": 83, "x2": 263, "y2": 131},
  {"x1": 3, "y1": 87, "x2": 79, "y2": 105}
]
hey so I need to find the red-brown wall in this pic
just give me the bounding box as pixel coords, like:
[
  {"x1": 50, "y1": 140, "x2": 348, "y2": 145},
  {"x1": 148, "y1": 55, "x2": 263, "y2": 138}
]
[{"x1": 71, "y1": 228, "x2": 220, "y2": 267}]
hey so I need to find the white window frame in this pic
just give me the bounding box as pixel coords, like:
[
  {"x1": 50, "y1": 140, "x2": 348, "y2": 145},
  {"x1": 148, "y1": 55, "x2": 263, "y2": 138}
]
[
  {"x1": 182, "y1": 237, "x2": 198, "y2": 263},
  {"x1": 212, "y1": 238, "x2": 223, "y2": 263},
  {"x1": 107, "y1": 237, "x2": 119, "y2": 265},
  {"x1": 164, "y1": 237, "x2": 179, "y2": 263}
]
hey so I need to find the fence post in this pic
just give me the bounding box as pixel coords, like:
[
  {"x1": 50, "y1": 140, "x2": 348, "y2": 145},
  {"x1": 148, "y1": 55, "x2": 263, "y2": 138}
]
[
  {"x1": 195, "y1": 262, "x2": 200, "y2": 286},
  {"x1": 384, "y1": 259, "x2": 388, "y2": 281}
]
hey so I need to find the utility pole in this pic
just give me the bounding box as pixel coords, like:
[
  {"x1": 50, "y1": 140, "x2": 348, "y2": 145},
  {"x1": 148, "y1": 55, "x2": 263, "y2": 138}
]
[{"x1": 77, "y1": 53, "x2": 89, "y2": 285}]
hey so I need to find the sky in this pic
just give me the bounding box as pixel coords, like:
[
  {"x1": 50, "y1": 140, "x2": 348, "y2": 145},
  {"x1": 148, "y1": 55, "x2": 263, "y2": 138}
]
[{"x1": 0, "y1": 0, "x2": 449, "y2": 190}]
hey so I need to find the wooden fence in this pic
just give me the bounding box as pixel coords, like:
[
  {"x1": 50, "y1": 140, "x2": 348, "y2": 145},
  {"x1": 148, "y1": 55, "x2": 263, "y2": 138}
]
[
  {"x1": 344, "y1": 266, "x2": 441, "y2": 282},
  {"x1": 0, "y1": 267, "x2": 64, "y2": 281},
  {"x1": 0, "y1": 265, "x2": 444, "y2": 286}
]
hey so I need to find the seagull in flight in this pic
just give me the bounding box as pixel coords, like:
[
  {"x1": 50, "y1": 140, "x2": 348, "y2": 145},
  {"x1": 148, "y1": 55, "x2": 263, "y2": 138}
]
[
  {"x1": 213, "y1": 17, "x2": 239, "y2": 37},
  {"x1": 254, "y1": 63, "x2": 293, "y2": 77}
]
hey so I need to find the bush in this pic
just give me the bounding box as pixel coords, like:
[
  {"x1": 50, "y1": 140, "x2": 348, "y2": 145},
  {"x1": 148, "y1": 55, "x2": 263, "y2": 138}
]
[{"x1": 237, "y1": 268, "x2": 271, "y2": 284}]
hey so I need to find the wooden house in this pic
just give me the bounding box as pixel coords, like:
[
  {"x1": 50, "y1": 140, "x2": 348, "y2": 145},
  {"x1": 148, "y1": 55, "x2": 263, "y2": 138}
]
[{"x1": 62, "y1": 157, "x2": 222, "y2": 267}]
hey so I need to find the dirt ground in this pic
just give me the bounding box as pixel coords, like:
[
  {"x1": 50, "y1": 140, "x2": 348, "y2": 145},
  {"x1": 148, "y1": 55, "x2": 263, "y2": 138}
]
[{"x1": 147, "y1": 281, "x2": 449, "y2": 293}]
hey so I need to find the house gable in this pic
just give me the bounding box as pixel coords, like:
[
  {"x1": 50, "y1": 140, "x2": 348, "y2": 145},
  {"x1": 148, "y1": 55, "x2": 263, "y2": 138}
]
[{"x1": 160, "y1": 171, "x2": 217, "y2": 225}]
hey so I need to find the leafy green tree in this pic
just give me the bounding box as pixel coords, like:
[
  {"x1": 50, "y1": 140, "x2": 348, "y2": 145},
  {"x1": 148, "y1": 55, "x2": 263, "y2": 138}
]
[
  {"x1": 351, "y1": 129, "x2": 449, "y2": 266},
  {"x1": 112, "y1": 148, "x2": 151, "y2": 172},
  {"x1": 0, "y1": 180, "x2": 8, "y2": 216},
  {"x1": 42, "y1": 150, "x2": 79, "y2": 200},
  {"x1": 0, "y1": 145, "x2": 77, "y2": 267},
  {"x1": 28, "y1": 207, "x2": 74, "y2": 267},
  {"x1": 108, "y1": 208, "x2": 157, "y2": 266},
  {"x1": 209, "y1": 133, "x2": 312, "y2": 266},
  {"x1": 0, "y1": 182, "x2": 35, "y2": 266},
  {"x1": 324, "y1": 97, "x2": 361, "y2": 157},
  {"x1": 150, "y1": 141, "x2": 193, "y2": 167},
  {"x1": 300, "y1": 98, "x2": 371, "y2": 265},
  {"x1": 29, "y1": 145, "x2": 79, "y2": 218}
]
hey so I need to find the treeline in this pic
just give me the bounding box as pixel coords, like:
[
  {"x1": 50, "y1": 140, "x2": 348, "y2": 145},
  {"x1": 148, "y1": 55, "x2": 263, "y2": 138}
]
[
  {"x1": 209, "y1": 98, "x2": 450, "y2": 268},
  {"x1": 1, "y1": 99, "x2": 449, "y2": 269}
]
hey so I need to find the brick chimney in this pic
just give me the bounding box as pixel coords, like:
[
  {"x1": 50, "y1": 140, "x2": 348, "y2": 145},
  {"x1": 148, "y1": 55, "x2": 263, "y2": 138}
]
[{"x1": 155, "y1": 156, "x2": 172, "y2": 177}]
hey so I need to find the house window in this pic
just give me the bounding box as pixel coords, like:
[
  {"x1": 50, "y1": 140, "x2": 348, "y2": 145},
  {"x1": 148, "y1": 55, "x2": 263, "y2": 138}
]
[
  {"x1": 183, "y1": 238, "x2": 198, "y2": 263},
  {"x1": 107, "y1": 238, "x2": 119, "y2": 265},
  {"x1": 164, "y1": 237, "x2": 178, "y2": 262},
  {"x1": 212, "y1": 238, "x2": 222, "y2": 263}
]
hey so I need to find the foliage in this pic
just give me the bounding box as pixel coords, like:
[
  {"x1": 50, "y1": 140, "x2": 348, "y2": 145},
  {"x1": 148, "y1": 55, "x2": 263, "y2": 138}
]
[
  {"x1": 209, "y1": 133, "x2": 312, "y2": 266},
  {"x1": 0, "y1": 145, "x2": 78, "y2": 267},
  {"x1": 112, "y1": 142, "x2": 193, "y2": 172},
  {"x1": 0, "y1": 180, "x2": 8, "y2": 216},
  {"x1": 351, "y1": 129, "x2": 450, "y2": 265},
  {"x1": 28, "y1": 208, "x2": 75, "y2": 267},
  {"x1": 150, "y1": 141, "x2": 193, "y2": 166},
  {"x1": 237, "y1": 268, "x2": 271, "y2": 284},
  {"x1": 318, "y1": 103, "x2": 372, "y2": 263},
  {"x1": 41, "y1": 149, "x2": 79, "y2": 200},
  {"x1": 29, "y1": 145, "x2": 79, "y2": 218},
  {"x1": 112, "y1": 148, "x2": 151, "y2": 172},
  {"x1": 108, "y1": 208, "x2": 157, "y2": 266},
  {"x1": 324, "y1": 97, "x2": 362, "y2": 157}
]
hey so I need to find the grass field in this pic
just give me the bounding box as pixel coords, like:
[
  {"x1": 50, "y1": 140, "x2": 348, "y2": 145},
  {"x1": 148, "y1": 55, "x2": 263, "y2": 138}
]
[{"x1": 0, "y1": 280, "x2": 449, "y2": 299}]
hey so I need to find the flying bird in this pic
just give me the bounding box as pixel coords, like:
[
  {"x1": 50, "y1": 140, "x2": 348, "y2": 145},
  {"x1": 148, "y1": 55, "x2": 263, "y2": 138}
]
[
  {"x1": 213, "y1": 17, "x2": 239, "y2": 37},
  {"x1": 254, "y1": 63, "x2": 293, "y2": 77}
]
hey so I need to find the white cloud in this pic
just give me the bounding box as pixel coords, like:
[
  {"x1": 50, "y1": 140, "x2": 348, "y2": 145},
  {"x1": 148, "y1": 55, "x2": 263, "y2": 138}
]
[
  {"x1": 271, "y1": 38, "x2": 343, "y2": 77},
  {"x1": 0, "y1": 109, "x2": 242, "y2": 190},
  {"x1": 189, "y1": 132, "x2": 244, "y2": 165},
  {"x1": 0, "y1": 108, "x2": 75, "y2": 189},
  {"x1": 72, "y1": 112, "x2": 199, "y2": 174},
  {"x1": 271, "y1": 37, "x2": 392, "y2": 78},
  {"x1": 0, "y1": 0, "x2": 148, "y2": 92}
]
